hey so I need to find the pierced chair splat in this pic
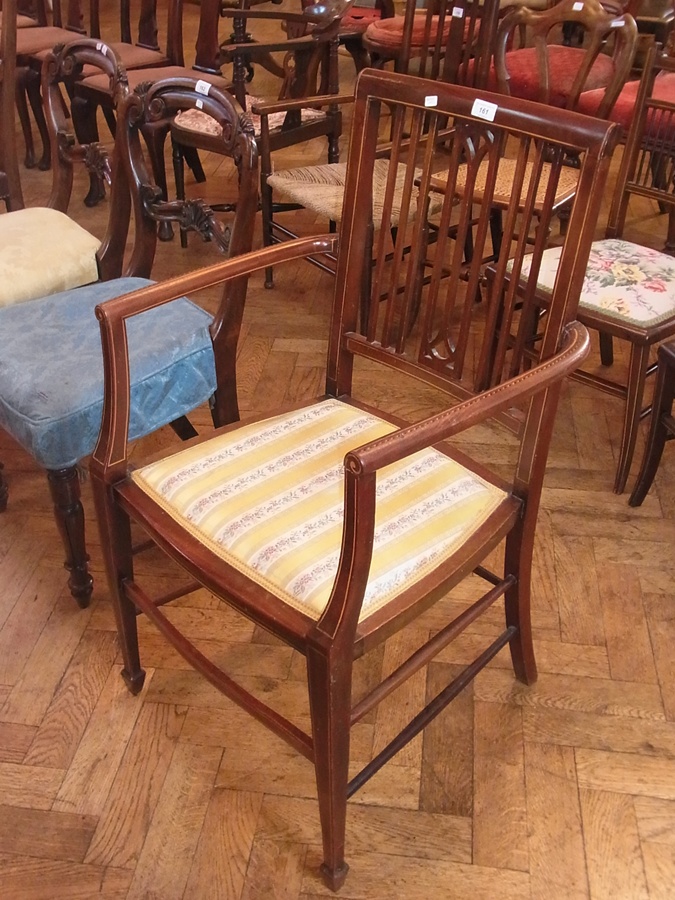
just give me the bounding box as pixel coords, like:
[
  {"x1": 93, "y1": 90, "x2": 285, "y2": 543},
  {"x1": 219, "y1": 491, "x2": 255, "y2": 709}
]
[{"x1": 91, "y1": 70, "x2": 619, "y2": 891}]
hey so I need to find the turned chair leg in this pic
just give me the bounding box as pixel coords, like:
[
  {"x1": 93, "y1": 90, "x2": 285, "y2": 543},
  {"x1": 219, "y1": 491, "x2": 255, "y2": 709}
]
[
  {"x1": 307, "y1": 646, "x2": 352, "y2": 892},
  {"x1": 629, "y1": 343, "x2": 675, "y2": 506},
  {"x1": 46, "y1": 467, "x2": 93, "y2": 608}
]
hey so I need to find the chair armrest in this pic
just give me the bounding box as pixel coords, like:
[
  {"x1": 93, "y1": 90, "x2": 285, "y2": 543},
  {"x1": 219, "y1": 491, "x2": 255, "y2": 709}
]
[
  {"x1": 92, "y1": 235, "x2": 339, "y2": 479},
  {"x1": 251, "y1": 93, "x2": 354, "y2": 115},
  {"x1": 343, "y1": 322, "x2": 590, "y2": 475}
]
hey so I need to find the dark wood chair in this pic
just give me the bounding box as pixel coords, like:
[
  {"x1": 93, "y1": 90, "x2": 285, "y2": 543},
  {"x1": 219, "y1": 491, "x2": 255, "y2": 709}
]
[
  {"x1": 0, "y1": 39, "x2": 259, "y2": 606},
  {"x1": 171, "y1": 1, "x2": 354, "y2": 253},
  {"x1": 491, "y1": 0, "x2": 637, "y2": 115},
  {"x1": 90, "y1": 68, "x2": 619, "y2": 892},
  {"x1": 72, "y1": 0, "x2": 227, "y2": 210},
  {"x1": 16, "y1": 0, "x2": 189, "y2": 171},
  {"x1": 264, "y1": 0, "x2": 501, "y2": 287},
  {"x1": 338, "y1": 0, "x2": 394, "y2": 73},
  {"x1": 1, "y1": 0, "x2": 23, "y2": 209},
  {"x1": 509, "y1": 44, "x2": 675, "y2": 493},
  {"x1": 629, "y1": 339, "x2": 675, "y2": 503}
]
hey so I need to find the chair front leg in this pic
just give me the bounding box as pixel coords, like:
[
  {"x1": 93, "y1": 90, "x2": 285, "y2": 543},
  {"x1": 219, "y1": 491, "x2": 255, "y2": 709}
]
[
  {"x1": 503, "y1": 517, "x2": 538, "y2": 686},
  {"x1": 306, "y1": 644, "x2": 352, "y2": 892},
  {"x1": 46, "y1": 466, "x2": 93, "y2": 608},
  {"x1": 615, "y1": 343, "x2": 651, "y2": 494},
  {"x1": 629, "y1": 348, "x2": 675, "y2": 506},
  {"x1": 71, "y1": 95, "x2": 107, "y2": 208},
  {"x1": 90, "y1": 472, "x2": 146, "y2": 694}
]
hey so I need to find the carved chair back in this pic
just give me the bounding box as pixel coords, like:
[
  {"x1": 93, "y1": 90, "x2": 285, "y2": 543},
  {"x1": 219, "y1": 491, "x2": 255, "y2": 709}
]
[{"x1": 494, "y1": 0, "x2": 638, "y2": 117}]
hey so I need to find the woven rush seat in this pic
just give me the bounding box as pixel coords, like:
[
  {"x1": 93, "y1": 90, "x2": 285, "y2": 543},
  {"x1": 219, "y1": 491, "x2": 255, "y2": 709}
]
[
  {"x1": 267, "y1": 158, "x2": 444, "y2": 224},
  {"x1": 129, "y1": 398, "x2": 510, "y2": 622},
  {"x1": 431, "y1": 157, "x2": 580, "y2": 208},
  {"x1": 520, "y1": 239, "x2": 675, "y2": 327},
  {"x1": 0, "y1": 207, "x2": 100, "y2": 308}
]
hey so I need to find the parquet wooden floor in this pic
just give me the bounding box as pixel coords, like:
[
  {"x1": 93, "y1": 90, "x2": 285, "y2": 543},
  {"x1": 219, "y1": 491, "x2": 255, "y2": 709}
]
[{"x1": 2, "y1": 12, "x2": 675, "y2": 897}]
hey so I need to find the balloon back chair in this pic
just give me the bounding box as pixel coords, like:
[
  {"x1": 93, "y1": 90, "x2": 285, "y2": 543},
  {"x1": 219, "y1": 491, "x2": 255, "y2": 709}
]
[
  {"x1": 264, "y1": 0, "x2": 502, "y2": 287},
  {"x1": 16, "y1": 0, "x2": 190, "y2": 171},
  {"x1": 515, "y1": 44, "x2": 675, "y2": 493},
  {"x1": 0, "y1": 39, "x2": 259, "y2": 605},
  {"x1": 90, "y1": 69, "x2": 619, "y2": 891}
]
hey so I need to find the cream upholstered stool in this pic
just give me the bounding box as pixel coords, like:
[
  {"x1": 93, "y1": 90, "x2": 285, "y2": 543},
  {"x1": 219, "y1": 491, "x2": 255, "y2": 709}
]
[{"x1": 0, "y1": 207, "x2": 101, "y2": 307}]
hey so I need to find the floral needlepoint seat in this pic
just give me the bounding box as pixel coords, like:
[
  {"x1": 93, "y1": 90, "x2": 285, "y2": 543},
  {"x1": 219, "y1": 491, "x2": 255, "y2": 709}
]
[{"x1": 525, "y1": 241, "x2": 675, "y2": 329}]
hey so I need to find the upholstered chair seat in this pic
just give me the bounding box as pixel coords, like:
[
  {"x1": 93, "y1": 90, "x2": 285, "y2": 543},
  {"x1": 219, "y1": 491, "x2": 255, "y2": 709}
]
[
  {"x1": 516, "y1": 238, "x2": 675, "y2": 492},
  {"x1": 487, "y1": 45, "x2": 616, "y2": 106},
  {"x1": 0, "y1": 277, "x2": 216, "y2": 471},
  {"x1": 364, "y1": 11, "x2": 453, "y2": 54},
  {"x1": 131, "y1": 398, "x2": 509, "y2": 621},
  {"x1": 0, "y1": 207, "x2": 101, "y2": 308},
  {"x1": 578, "y1": 71, "x2": 675, "y2": 131}
]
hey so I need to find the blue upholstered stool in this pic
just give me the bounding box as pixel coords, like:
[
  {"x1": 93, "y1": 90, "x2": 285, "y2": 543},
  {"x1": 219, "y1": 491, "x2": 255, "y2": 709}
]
[{"x1": 0, "y1": 277, "x2": 217, "y2": 604}]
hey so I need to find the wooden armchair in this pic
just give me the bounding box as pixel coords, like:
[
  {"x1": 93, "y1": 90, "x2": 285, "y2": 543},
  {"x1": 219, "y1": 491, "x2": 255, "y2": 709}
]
[
  {"x1": 171, "y1": 1, "x2": 354, "y2": 253},
  {"x1": 0, "y1": 39, "x2": 259, "y2": 605},
  {"x1": 90, "y1": 69, "x2": 619, "y2": 891},
  {"x1": 264, "y1": 0, "x2": 501, "y2": 286}
]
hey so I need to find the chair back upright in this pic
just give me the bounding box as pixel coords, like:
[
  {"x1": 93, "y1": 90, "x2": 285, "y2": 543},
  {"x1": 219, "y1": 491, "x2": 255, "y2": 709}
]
[
  {"x1": 330, "y1": 73, "x2": 621, "y2": 407},
  {"x1": 607, "y1": 42, "x2": 675, "y2": 250},
  {"x1": 402, "y1": 0, "x2": 501, "y2": 85},
  {"x1": 494, "y1": 0, "x2": 638, "y2": 117}
]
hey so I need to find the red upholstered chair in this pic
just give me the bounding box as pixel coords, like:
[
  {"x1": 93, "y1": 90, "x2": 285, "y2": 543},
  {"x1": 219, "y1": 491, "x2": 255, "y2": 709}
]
[{"x1": 491, "y1": 0, "x2": 638, "y2": 116}]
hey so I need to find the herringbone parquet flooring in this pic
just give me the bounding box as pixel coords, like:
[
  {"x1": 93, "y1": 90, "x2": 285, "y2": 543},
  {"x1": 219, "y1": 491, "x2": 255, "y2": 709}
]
[{"x1": 2, "y1": 10, "x2": 675, "y2": 896}]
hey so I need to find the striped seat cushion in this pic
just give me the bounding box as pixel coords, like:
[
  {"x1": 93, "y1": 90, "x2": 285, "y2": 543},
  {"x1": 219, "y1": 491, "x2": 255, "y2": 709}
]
[{"x1": 131, "y1": 399, "x2": 508, "y2": 622}]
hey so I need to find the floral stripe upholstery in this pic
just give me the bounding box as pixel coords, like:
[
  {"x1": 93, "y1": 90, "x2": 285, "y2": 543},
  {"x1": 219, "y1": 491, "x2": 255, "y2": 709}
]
[
  {"x1": 132, "y1": 399, "x2": 508, "y2": 622},
  {"x1": 520, "y1": 240, "x2": 675, "y2": 328}
]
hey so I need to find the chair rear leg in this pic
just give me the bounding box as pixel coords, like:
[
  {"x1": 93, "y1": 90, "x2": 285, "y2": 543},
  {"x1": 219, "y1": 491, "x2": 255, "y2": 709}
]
[
  {"x1": 71, "y1": 96, "x2": 107, "y2": 207},
  {"x1": 599, "y1": 331, "x2": 614, "y2": 367},
  {"x1": 46, "y1": 467, "x2": 93, "y2": 608},
  {"x1": 306, "y1": 646, "x2": 352, "y2": 892},
  {"x1": 15, "y1": 70, "x2": 37, "y2": 168},
  {"x1": 91, "y1": 472, "x2": 146, "y2": 694},
  {"x1": 629, "y1": 351, "x2": 675, "y2": 506},
  {"x1": 172, "y1": 140, "x2": 189, "y2": 249},
  {"x1": 614, "y1": 344, "x2": 650, "y2": 494},
  {"x1": 25, "y1": 70, "x2": 51, "y2": 171},
  {"x1": 141, "y1": 122, "x2": 173, "y2": 241}
]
